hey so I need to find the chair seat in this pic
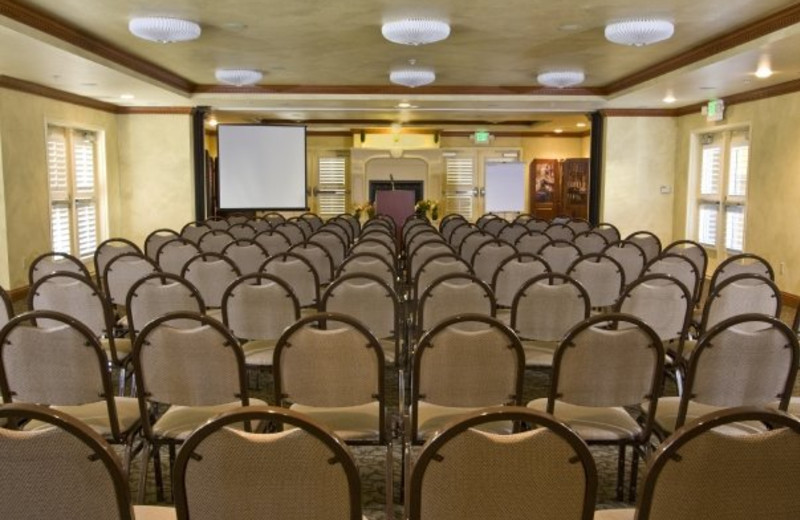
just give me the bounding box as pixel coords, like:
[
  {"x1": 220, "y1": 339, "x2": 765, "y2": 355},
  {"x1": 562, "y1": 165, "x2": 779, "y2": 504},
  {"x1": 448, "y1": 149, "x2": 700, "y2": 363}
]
[
  {"x1": 416, "y1": 401, "x2": 511, "y2": 440},
  {"x1": 26, "y1": 397, "x2": 141, "y2": 438},
  {"x1": 152, "y1": 399, "x2": 268, "y2": 440},
  {"x1": 495, "y1": 308, "x2": 511, "y2": 326},
  {"x1": 206, "y1": 308, "x2": 223, "y2": 322},
  {"x1": 521, "y1": 339, "x2": 558, "y2": 367},
  {"x1": 527, "y1": 399, "x2": 641, "y2": 441},
  {"x1": 133, "y1": 505, "x2": 177, "y2": 520},
  {"x1": 101, "y1": 337, "x2": 132, "y2": 361},
  {"x1": 300, "y1": 307, "x2": 319, "y2": 318},
  {"x1": 242, "y1": 339, "x2": 277, "y2": 367},
  {"x1": 378, "y1": 338, "x2": 397, "y2": 364},
  {"x1": 593, "y1": 508, "x2": 634, "y2": 520},
  {"x1": 785, "y1": 396, "x2": 800, "y2": 418},
  {"x1": 290, "y1": 401, "x2": 381, "y2": 441},
  {"x1": 652, "y1": 397, "x2": 767, "y2": 436}
]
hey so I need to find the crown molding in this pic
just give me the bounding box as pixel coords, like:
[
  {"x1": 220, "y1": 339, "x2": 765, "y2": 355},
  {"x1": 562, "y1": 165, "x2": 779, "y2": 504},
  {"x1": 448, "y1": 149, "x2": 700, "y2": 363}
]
[
  {"x1": 603, "y1": 3, "x2": 800, "y2": 94},
  {"x1": 118, "y1": 106, "x2": 193, "y2": 115},
  {"x1": 0, "y1": 74, "x2": 119, "y2": 112},
  {"x1": 600, "y1": 109, "x2": 678, "y2": 117},
  {"x1": 0, "y1": 0, "x2": 195, "y2": 93},
  {"x1": 195, "y1": 84, "x2": 603, "y2": 96}
]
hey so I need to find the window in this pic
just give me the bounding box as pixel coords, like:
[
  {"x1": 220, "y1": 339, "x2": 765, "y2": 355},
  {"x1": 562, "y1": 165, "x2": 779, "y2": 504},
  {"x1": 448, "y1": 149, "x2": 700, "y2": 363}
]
[
  {"x1": 316, "y1": 154, "x2": 347, "y2": 218},
  {"x1": 46, "y1": 126, "x2": 100, "y2": 258},
  {"x1": 443, "y1": 154, "x2": 475, "y2": 220},
  {"x1": 693, "y1": 128, "x2": 749, "y2": 255}
]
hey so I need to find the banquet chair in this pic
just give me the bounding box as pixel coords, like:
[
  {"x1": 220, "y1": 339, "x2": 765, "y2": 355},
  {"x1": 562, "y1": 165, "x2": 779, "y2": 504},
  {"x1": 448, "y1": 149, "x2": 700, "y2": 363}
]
[
  {"x1": 181, "y1": 252, "x2": 241, "y2": 320},
  {"x1": 416, "y1": 272, "x2": 495, "y2": 341},
  {"x1": 261, "y1": 252, "x2": 320, "y2": 312},
  {"x1": 567, "y1": 253, "x2": 625, "y2": 311},
  {"x1": 144, "y1": 228, "x2": 180, "y2": 260},
  {"x1": 155, "y1": 237, "x2": 201, "y2": 276},
  {"x1": 94, "y1": 238, "x2": 142, "y2": 289},
  {"x1": 253, "y1": 228, "x2": 292, "y2": 255},
  {"x1": 221, "y1": 238, "x2": 269, "y2": 275},
  {"x1": 125, "y1": 272, "x2": 206, "y2": 341},
  {"x1": 28, "y1": 251, "x2": 91, "y2": 285}
]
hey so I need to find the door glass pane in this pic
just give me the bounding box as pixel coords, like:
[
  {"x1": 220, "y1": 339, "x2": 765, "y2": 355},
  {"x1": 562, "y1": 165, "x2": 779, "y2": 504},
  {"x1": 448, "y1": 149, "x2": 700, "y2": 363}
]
[
  {"x1": 444, "y1": 156, "x2": 474, "y2": 220},
  {"x1": 698, "y1": 202, "x2": 718, "y2": 247},
  {"x1": 727, "y1": 144, "x2": 748, "y2": 197},
  {"x1": 725, "y1": 205, "x2": 744, "y2": 252},
  {"x1": 700, "y1": 145, "x2": 721, "y2": 195},
  {"x1": 50, "y1": 202, "x2": 72, "y2": 253}
]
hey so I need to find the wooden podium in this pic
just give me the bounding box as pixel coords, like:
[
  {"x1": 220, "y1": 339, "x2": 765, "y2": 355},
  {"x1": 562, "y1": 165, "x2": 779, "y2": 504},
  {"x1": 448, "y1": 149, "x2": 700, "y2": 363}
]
[{"x1": 375, "y1": 189, "x2": 415, "y2": 243}]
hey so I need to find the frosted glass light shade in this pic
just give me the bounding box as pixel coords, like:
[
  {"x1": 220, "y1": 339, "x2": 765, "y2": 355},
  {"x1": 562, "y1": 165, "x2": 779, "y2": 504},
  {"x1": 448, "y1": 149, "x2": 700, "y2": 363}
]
[
  {"x1": 129, "y1": 17, "x2": 201, "y2": 43},
  {"x1": 382, "y1": 19, "x2": 450, "y2": 45},
  {"x1": 390, "y1": 68, "x2": 436, "y2": 88},
  {"x1": 215, "y1": 69, "x2": 263, "y2": 86},
  {"x1": 537, "y1": 71, "x2": 585, "y2": 88},
  {"x1": 605, "y1": 19, "x2": 674, "y2": 46}
]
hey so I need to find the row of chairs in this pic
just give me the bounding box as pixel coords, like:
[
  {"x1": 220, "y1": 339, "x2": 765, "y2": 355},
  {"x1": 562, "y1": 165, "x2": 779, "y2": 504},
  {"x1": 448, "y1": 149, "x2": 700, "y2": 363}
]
[{"x1": 5, "y1": 402, "x2": 800, "y2": 520}]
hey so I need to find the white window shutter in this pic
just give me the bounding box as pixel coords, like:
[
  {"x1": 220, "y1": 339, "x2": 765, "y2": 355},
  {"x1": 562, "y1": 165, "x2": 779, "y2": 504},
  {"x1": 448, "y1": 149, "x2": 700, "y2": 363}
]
[
  {"x1": 444, "y1": 156, "x2": 474, "y2": 220},
  {"x1": 317, "y1": 156, "x2": 347, "y2": 218}
]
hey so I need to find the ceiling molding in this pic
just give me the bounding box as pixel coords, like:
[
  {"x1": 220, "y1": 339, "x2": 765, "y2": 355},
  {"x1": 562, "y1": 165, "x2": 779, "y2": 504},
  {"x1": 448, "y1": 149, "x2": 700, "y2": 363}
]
[
  {"x1": 0, "y1": 74, "x2": 119, "y2": 112},
  {"x1": 600, "y1": 109, "x2": 678, "y2": 117},
  {"x1": 196, "y1": 84, "x2": 602, "y2": 96},
  {"x1": 118, "y1": 106, "x2": 193, "y2": 115},
  {"x1": 603, "y1": 3, "x2": 800, "y2": 94},
  {"x1": 441, "y1": 130, "x2": 590, "y2": 138},
  {"x1": 0, "y1": 0, "x2": 195, "y2": 93},
  {"x1": 259, "y1": 118, "x2": 549, "y2": 127}
]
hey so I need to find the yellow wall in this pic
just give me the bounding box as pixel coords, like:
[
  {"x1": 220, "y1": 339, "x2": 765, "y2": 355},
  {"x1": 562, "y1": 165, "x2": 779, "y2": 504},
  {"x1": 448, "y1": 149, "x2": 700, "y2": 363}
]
[
  {"x1": 674, "y1": 92, "x2": 800, "y2": 293},
  {"x1": 117, "y1": 114, "x2": 195, "y2": 248},
  {"x1": 602, "y1": 116, "x2": 677, "y2": 244},
  {"x1": 0, "y1": 88, "x2": 120, "y2": 289}
]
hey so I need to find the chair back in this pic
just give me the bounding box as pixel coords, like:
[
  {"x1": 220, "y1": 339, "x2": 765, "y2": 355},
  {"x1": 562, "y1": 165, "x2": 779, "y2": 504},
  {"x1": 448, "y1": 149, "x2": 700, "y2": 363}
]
[
  {"x1": 28, "y1": 272, "x2": 111, "y2": 339},
  {"x1": 94, "y1": 238, "x2": 141, "y2": 287},
  {"x1": 226, "y1": 223, "x2": 257, "y2": 240},
  {"x1": 482, "y1": 217, "x2": 508, "y2": 237},
  {"x1": 418, "y1": 273, "x2": 496, "y2": 337},
  {"x1": 156, "y1": 237, "x2": 201, "y2": 275},
  {"x1": 538, "y1": 240, "x2": 581, "y2": 274},
  {"x1": 197, "y1": 230, "x2": 235, "y2": 254},
  {"x1": 29, "y1": 251, "x2": 91, "y2": 285},
  {"x1": 645, "y1": 253, "x2": 701, "y2": 305},
  {"x1": 459, "y1": 231, "x2": 493, "y2": 264},
  {"x1": 498, "y1": 223, "x2": 527, "y2": 244},
  {"x1": 102, "y1": 252, "x2": 160, "y2": 307},
  {"x1": 709, "y1": 252, "x2": 774, "y2": 293},
  {"x1": 573, "y1": 230, "x2": 609, "y2": 255},
  {"x1": 221, "y1": 273, "x2": 300, "y2": 342},
  {"x1": 290, "y1": 242, "x2": 334, "y2": 285},
  {"x1": 413, "y1": 253, "x2": 471, "y2": 301},
  {"x1": 567, "y1": 253, "x2": 625, "y2": 308},
  {"x1": 144, "y1": 228, "x2": 179, "y2": 260},
  {"x1": 626, "y1": 231, "x2": 662, "y2": 263},
  {"x1": 491, "y1": 253, "x2": 551, "y2": 308},
  {"x1": 524, "y1": 218, "x2": 549, "y2": 233},
  {"x1": 663, "y1": 239, "x2": 708, "y2": 283},
  {"x1": 336, "y1": 252, "x2": 395, "y2": 287},
  {"x1": 567, "y1": 218, "x2": 592, "y2": 235},
  {"x1": 253, "y1": 229, "x2": 291, "y2": 255},
  {"x1": 511, "y1": 273, "x2": 590, "y2": 341},
  {"x1": 603, "y1": 240, "x2": 646, "y2": 287},
  {"x1": 180, "y1": 221, "x2": 211, "y2": 244},
  {"x1": 700, "y1": 273, "x2": 781, "y2": 333},
  {"x1": 635, "y1": 407, "x2": 800, "y2": 520},
  {"x1": 408, "y1": 407, "x2": 597, "y2": 520},
  {"x1": 221, "y1": 239, "x2": 269, "y2": 275},
  {"x1": 409, "y1": 240, "x2": 454, "y2": 283},
  {"x1": 182, "y1": 253, "x2": 241, "y2": 308},
  {"x1": 261, "y1": 252, "x2": 320, "y2": 308},
  {"x1": 545, "y1": 223, "x2": 576, "y2": 242},
  {"x1": 125, "y1": 272, "x2": 206, "y2": 339},
  {"x1": 593, "y1": 222, "x2": 620, "y2": 244},
  {"x1": 616, "y1": 274, "x2": 692, "y2": 344},
  {"x1": 0, "y1": 403, "x2": 134, "y2": 520},
  {"x1": 471, "y1": 239, "x2": 516, "y2": 283},
  {"x1": 448, "y1": 223, "x2": 478, "y2": 251},
  {"x1": 204, "y1": 216, "x2": 228, "y2": 230},
  {"x1": 320, "y1": 273, "x2": 400, "y2": 342},
  {"x1": 309, "y1": 229, "x2": 348, "y2": 266}
]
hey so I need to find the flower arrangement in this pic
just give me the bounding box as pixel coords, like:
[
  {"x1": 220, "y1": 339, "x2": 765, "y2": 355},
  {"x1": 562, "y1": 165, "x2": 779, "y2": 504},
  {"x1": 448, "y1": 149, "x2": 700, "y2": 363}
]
[
  {"x1": 354, "y1": 201, "x2": 375, "y2": 220},
  {"x1": 414, "y1": 199, "x2": 440, "y2": 220}
]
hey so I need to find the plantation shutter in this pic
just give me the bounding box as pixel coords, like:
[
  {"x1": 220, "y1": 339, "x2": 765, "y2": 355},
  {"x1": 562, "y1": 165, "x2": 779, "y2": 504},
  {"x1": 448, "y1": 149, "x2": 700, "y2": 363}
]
[
  {"x1": 317, "y1": 155, "x2": 347, "y2": 218},
  {"x1": 444, "y1": 156, "x2": 474, "y2": 220}
]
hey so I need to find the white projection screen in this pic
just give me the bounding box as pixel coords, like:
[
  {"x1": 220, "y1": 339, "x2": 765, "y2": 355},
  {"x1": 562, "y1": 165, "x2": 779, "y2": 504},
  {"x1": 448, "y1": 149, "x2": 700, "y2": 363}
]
[
  {"x1": 485, "y1": 161, "x2": 525, "y2": 212},
  {"x1": 217, "y1": 125, "x2": 308, "y2": 210}
]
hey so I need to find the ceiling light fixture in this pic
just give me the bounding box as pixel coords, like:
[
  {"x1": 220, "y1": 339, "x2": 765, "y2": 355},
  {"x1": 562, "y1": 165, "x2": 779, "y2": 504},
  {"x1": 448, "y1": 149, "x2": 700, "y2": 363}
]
[
  {"x1": 215, "y1": 69, "x2": 263, "y2": 86},
  {"x1": 554, "y1": 128, "x2": 564, "y2": 134},
  {"x1": 576, "y1": 122, "x2": 587, "y2": 128},
  {"x1": 755, "y1": 56, "x2": 773, "y2": 79},
  {"x1": 537, "y1": 70, "x2": 585, "y2": 88},
  {"x1": 128, "y1": 17, "x2": 201, "y2": 43},
  {"x1": 390, "y1": 60, "x2": 435, "y2": 88},
  {"x1": 382, "y1": 18, "x2": 450, "y2": 45},
  {"x1": 120, "y1": 93, "x2": 135, "y2": 100},
  {"x1": 397, "y1": 102, "x2": 412, "y2": 108},
  {"x1": 663, "y1": 92, "x2": 676, "y2": 103},
  {"x1": 605, "y1": 19, "x2": 674, "y2": 46}
]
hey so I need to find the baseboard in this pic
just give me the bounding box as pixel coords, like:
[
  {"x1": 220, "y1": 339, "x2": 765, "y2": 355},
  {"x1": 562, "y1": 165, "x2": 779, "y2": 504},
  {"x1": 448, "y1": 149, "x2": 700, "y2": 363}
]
[
  {"x1": 8, "y1": 285, "x2": 29, "y2": 303},
  {"x1": 782, "y1": 291, "x2": 800, "y2": 309}
]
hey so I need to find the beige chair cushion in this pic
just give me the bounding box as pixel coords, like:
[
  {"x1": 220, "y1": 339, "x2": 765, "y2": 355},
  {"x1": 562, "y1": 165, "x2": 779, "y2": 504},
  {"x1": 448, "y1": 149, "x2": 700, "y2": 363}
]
[
  {"x1": 133, "y1": 505, "x2": 177, "y2": 520},
  {"x1": 26, "y1": 397, "x2": 141, "y2": 438},
  {"x1": 206, "y1": 308, "x2": 223, "y2": 321},
  {"x1": 152, "y1": 399, "x2": 267, "y2": 440},
  {"x1": 378, "y1": 338, "x2": 396, "y2": 364},
  {"x1": 242, "y1": 339, "x2": 277, "y2": 367},
  {"x1": 528, "y1": 399, "x2": 641, "y2": 441},
  {"x1": 290, "y1": 401, "x2": 380, "y2": 441},
  {"x1": 495, "y1": 308, "x2": 512, "y2": 326},
  {"x1": 101, "y1": 337, "x2": 132, "y2": 358},
  {"x1": 653, "y1": 397, "x2": 767, "y2": 436},
  {"x1": 593, "y1": 508, "x2": 635, "y2": 520},
  {"x1": 416, "y1": 401, "x2": 511, "y2": 440},
  {"x1": 521, "y1": 339, "x2": 558, "y2": 368}
]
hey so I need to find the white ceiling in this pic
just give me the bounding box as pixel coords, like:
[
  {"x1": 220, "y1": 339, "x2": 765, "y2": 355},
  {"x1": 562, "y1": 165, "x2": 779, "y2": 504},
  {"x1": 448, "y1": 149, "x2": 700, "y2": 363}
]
[{"x1": 2, "y1": 0, "x2": 800, "y2": 131}]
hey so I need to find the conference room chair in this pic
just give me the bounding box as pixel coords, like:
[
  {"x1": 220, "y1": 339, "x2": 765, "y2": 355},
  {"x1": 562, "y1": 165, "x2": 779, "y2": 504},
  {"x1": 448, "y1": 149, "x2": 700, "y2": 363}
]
[
  {"x1": 290, "y1": 241, "x2": 335, "y2": 286},
  {"x1": 125, "y1": 272, "x2": 206, "y2": 342},
  {"x1": 511, "y1": 272, "x2": 591, "y2": 369},
  {"x1": 94, "y1": 237, "x2": 142, "y2": 289},
  {"x1": 203, "y1": 215, "x2": 229, "y2": 231},
  {"x1": 475, "y1": 213, "x2": 500, "y2": 230},
  {"x1": 567, "y1": 253, "x2": 625, "y2": 311},
  {"x1": 411, "y1": 252, "x2": 471, "y2": 304},
  {"x1": 527, "y1": 313, "x2": 664, "y2": 501},
  {"x1": 573, "y1": 230, "x2": 610, "y2": 255},
  {"x1": 498, "y1": 221, "x2": 528, "y2": 244},
  {"x1": 408, "y1": 407, "x2": 597, "y2": 520},
  {"x1": 320, "y1": 273, "x2": 403, "y2": 366},
  {"x1": 335, "y1": 251, "x2": 396, "y2": 288},
  {"x1": 545, "y1": 222, "x2": 576, "y2": 242},
  {"x1": 482, "y1": 215, "x2": 509, "y2": 237},
  {"x1": 439, "y1": 214, "x2": 467, "y2": 241},
  {"x1": 523, "y1": 217, "x2": 549, "y2": 233},
  {"x1": 0, "y1": 403, "x2": 175, "y2": 520},
  {"x1": 355, "y1": 232, "x2": 397, "y2": 261},
  {"x1": 132, "y1": 312, "x2": 266, "y2": 502},
  {"x1": 538, "y1": 239, "x2": 582, "y2": 275},
  {"x1": 28, "y1": 272, "x2": 132, "y2": 394},
  {"x1": 644, "y1": 253, "x2": 701, "y2": 307},
  {"x1": 102, "y1": 251, "x2": 160, "y2": 321},
  {"x1": 0, "y1": 284, "x2": 12, "y2": 330},
  {"x1": 225, "y1": 213, "x2": 249, "y2": 226},
  {"x1": 299, "y1": 211, "x2": 324, "y2": 232},
  {"x1": 28, "y1": 250, "x2": 92, "y2": 285},
  {"x1": 407, "y1": 239, "x2": 454, "y2": 285},
  {"x1": 221, "y1": 238, "x2": 269, "y2": 275},
  {"x1": 0, "y1": 311, "x2": 141, "y2": 473},
  {"x1": 272, "y1": 312, "x2": 392, "y2": 518},
  {"x1": 181, "y1": 252, "x2": 241, "y2": 320},
  {"x1": 247, "y1": 216, "x2": 272, "y2": 233},
  {"x1": 322, "y1": 218, "x2": 353, "y2": 247},
  {"x1": 406, "y1": 228, "x2": 445, "y2": 258},
  {"x1": 651, "y1": 314, "x2": 797, "y2": 438},
  {"x1": 567, "y1": 217, "x2": 592, "y2": 235},
  {"x1": 707, "y1": 252, "x2": 775, "y2": 295},
  {"x1": 448, "y1": 222, "x2": 479, "y2": 253},
  {"x1": 602, "y1": 240, "x2": 647, "y2": 288},
  {"x1": 221, "y1": 272, "x2": 300, "y2": 385},
  {"x1": 593, "y1": 222, "x2": 621, "y2": 244},
  {"x1": 416, "y1": 272, "x2": 495, "y2": 341},
  {"x1": 363, "y1": 216, "x2": 395, "y2": 236},
  {"x1": 333, "y1": 213, "x2": 360, "y2": 241},
  {"x1": 226, "y1": 221, "x2": 257, "y2": 240},
  {"x1": 261, "y1": 252, "x2": 321, "y2": 313},
  {"x1": 662, "y1": 239, "x2": 708, "y2": 292},
  {"x1": 458, "y1": 229, "x2": 493, "y2": 264},
  {"x1": 470, "y1": 239, "x2": 516, "y2": 283},
  {"x1": 144, "y1": 228, "x2": 180, "y2": 261},
  {"x1": 309, "y1": 228, "x2": 349, "y2": 266},
  {"x1": 179, "y1": 221, "x2": 211, "y2": 244},
  {"x1": 625, "y1": 230, "x2": 663, "y2": 263},
  {"x1": 253, "y1": 228, "x2": 292, "y2": 255},
  {"x1": 172, "y1": 406, "x2": 362, "y2": 520},
  {"x1": 261, "y1": 211, "x2": 286, "y2": 227},
  {"x1": 155, "y1": 237, "x2": 201, "y2": 276},
  {"x1": 491, "y1": 253, "x2": 551, "y2": 322},
  {"x1": 514, "y1": 230, "x2": 551, "y2": 256},
  {"x1": 196, "y1": 229, "x2": 235, "y2": 254},
  {"x1": 511, "y1": 213, "x2": 534, "y2": 226},
  {"x1": 273, "y1": 221, "x2": 306, "y2": 245},
  {"x1": 595, "y1": 407, "x2": 800, "y2": 520}
]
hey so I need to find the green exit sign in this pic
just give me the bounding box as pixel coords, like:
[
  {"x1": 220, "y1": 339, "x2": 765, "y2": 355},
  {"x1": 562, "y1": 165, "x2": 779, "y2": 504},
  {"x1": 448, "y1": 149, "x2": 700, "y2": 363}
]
[{"x1": 474, "y1": 130, "x2": 491, "y2": 143}]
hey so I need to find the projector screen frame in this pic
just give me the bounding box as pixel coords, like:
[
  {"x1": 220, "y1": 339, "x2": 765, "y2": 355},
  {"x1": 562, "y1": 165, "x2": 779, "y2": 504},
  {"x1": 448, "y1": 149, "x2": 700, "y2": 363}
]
[{"x1": 215, "y1": 123, "x2": 309, "y2": 212}]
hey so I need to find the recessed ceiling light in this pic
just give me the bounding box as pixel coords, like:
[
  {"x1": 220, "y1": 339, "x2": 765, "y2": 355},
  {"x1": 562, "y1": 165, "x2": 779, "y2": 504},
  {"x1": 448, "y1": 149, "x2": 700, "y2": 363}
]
[
  {"x1": 554, "y1": 128, "x2": 564, "y2": 134},
  {"x1": 605, "y1": 19, "x2": 674, "y2": 46},
  {"x1": 558, "y1": 23, "x2": 582, "y2": 32},
  {"x1": 207, "y1": 117, "x2": 218, "y2": 127},
  {"x1": 120, "y1": 93, "x2": 135, "y2": 100},
  {"x1": 576, "y1": 122, "x2": 587, "y2": 128},
  {"x1": 381, "y1": 18, "x2": 451, "y2": 46},
  {"x1": 128, "y1": 17, "x2": 201, "y2": 43},
  {"x1": 755, "y1": 56, "x2": 773, "y2": 78},
  {"x1": 663, "y1": 93, "x2": 676, "y2": 104},
  {"x1": 397, "y1": 102, "x2": 412, "y2": 108}
]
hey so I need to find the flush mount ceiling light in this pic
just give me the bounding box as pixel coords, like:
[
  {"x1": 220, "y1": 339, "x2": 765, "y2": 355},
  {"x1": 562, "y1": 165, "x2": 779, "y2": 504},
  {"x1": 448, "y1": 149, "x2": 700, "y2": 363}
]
[
  {"x1": 537, "y1": 70, "x2": 585, "y2": 88},
  {"x1": 390, "y1": 60, "x2": 435, "y2": 88},
  {"x1": 605, "y1": 19, "x2": 674, "y2": 46},
  {"x1": 129, "y1": 17, "x2": 201, "y2": 43},
  {"x1": 215, "y1": 69, "x2": 263, "y2": 86},
  {"x1": 382, "y1": 18, "x2": 450, "y2": 45}
]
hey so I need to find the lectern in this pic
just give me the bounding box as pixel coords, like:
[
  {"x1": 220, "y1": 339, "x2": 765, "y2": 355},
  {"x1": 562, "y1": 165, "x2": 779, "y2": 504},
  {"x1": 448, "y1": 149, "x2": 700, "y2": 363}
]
[{"x1": 375, "y1": 189, "x2": 415, "y2": 243}]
